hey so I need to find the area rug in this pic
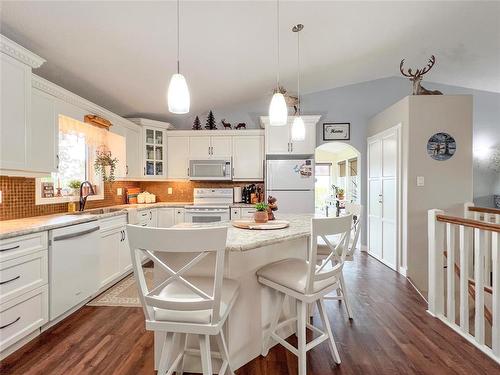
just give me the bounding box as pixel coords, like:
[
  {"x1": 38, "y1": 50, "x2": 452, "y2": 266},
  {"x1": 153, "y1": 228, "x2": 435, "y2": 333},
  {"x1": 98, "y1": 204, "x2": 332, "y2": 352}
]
[{"x1": 87, "y1": 268, "x2": 154, "y2": 307}]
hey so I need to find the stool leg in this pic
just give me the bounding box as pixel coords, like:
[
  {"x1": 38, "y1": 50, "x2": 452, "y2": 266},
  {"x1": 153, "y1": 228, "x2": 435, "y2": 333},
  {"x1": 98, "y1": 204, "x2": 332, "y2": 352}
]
[
  {"x1": 177, "y1": 333, "x2": 187, "y2": 375},
  {"x1": 199, "y1": 334, "x2": 212, "y2": 375},
  {"x1": 262, "y1": 291, "x2": 285, "y2": 356},
  {"x1": 158, "y1": 332, "x2": 174, "y2": 375},
  {"x1": 340, "y1": 272, "x2": 353, "y2": 320},
  {"x1": 317, "y1": 299, "x2": 341, "y2": 364},
  {"x1": 297, "y1": 300, "x2": 308, "y2": 375},
  {"x1": 216, "y1": 330, "x2": 234, "y2": 375}
]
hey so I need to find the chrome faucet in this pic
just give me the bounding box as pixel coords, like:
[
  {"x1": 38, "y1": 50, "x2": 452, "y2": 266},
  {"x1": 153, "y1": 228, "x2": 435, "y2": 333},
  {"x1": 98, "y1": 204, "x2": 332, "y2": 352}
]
[{"x1": 79, "y1": 181, "x2": 95, "y2": 211}]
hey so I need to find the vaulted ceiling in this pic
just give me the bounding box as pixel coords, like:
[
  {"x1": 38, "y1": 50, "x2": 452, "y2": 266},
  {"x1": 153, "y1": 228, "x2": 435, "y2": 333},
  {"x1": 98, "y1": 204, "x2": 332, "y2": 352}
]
[{"x1": 2, "y1": 1, "x2": 499, "y2": 122}]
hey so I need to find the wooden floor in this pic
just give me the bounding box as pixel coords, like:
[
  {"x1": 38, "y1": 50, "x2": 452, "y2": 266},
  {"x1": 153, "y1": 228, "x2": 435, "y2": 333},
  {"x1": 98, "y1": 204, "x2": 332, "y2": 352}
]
[{"x1": 2, "y1": 253, "x2": 499, "y2": 375}]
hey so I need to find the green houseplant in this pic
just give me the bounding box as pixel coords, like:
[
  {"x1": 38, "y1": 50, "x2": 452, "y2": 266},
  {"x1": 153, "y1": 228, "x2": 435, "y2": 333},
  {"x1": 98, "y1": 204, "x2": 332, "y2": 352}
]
[
  {"x1": 94, "y1": 150, "x2": 118, "y2": 182},
  {"x1": 68, "y1": 180, "x2": 81, "y2": 196},
  {"x1": 254, "y1": 202, "x2": 269, "y2": 223},
  {"x1": 337, "y1": 188, "x2": 345, "y2": 200}
]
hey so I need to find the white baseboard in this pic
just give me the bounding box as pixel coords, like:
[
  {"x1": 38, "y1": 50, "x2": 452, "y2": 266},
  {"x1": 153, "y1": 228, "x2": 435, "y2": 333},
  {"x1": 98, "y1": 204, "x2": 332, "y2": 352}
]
[
  {"x1": 399, "y1": 266, "x2": 407, "y2": 277},
  {"x1": 361, "y1": 245, "x2": 368, "y2": 252}
]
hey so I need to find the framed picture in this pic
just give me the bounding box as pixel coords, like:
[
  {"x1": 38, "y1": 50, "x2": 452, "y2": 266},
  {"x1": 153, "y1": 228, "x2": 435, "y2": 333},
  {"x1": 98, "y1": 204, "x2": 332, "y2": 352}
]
[
  {"x1": 323, "y1": 123, "x2": 350, "y2": 141},
  {"x1": 426, "y1": 132, "x2": 456, "y2": 161}
]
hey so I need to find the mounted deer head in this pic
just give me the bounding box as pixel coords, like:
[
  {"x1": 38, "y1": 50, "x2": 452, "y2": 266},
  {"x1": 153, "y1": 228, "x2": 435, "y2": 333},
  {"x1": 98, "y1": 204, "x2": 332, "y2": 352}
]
[{"x1": 400, "y1": 55, "x2": 443, "y2": 95}]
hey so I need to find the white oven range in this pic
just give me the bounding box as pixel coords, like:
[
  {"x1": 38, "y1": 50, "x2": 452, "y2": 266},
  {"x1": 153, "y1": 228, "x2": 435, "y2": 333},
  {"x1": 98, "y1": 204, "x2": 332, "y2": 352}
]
[{"x1": 184, "y1": 188, "x2": 232, "y2": 223}]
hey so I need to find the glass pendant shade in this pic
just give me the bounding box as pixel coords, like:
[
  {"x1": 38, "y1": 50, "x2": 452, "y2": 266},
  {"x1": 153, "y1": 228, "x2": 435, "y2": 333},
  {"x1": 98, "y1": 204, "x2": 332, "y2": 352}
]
[
  {"x1": 291, "y1": 116, "x2": 305, "y2": 141},
  {"x1": 168, "y1": 73, "x2": 190, "y2": 114},
  {"x1": 269, "y1": 93, "x2": 288, "y2": 126}
]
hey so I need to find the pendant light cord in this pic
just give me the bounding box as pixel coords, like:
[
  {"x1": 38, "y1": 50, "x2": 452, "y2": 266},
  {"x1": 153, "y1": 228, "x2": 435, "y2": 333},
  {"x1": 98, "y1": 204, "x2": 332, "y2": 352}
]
[
  {"x1": 276, "y1": 0, "x2": 280, "y2": 90},
  {"x1": 177, "y1": 0, "x2": 180, "y2": 74},
  {"x1": 297, "y1": 27, "x2": 300, "y2": 115}
]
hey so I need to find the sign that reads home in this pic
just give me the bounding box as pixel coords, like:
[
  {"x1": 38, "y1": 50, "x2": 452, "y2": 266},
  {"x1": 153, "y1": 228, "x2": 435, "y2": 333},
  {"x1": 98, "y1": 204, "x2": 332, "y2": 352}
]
[{"x1": 323, "y1": 123, "x2": 350, "y2": 141}]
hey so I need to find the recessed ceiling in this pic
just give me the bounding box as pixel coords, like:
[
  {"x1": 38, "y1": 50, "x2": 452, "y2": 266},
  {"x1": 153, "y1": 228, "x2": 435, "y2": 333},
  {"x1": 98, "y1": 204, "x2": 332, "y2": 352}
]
[{"x1": 1, "y1": 1, "x2": 499, "y2": 123}]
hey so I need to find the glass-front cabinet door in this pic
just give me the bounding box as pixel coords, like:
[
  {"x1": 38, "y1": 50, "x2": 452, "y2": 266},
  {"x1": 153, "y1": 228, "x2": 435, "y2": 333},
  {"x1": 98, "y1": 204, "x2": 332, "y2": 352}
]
[{"x1": 143, "y1": 127, "x2": 165, "y2": 177}]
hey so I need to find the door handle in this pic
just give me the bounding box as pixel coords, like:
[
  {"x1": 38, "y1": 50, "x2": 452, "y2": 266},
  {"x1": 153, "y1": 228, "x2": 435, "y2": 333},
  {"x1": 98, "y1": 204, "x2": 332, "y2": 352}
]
[
  {"x1": 0, "y1": 275, "x2": 20, "y2": 285},
  {"x1": 291, "y1": 143, "x2": 293, "y2": 152},
  {"x1": 187, "y1": 167, "x2": 190, "y2": 176},
  {"x1": 56, "y1": 154, "x2": 60, "y2": 170},
  {"x1": 126, "y1": 165, "x2": 129, "y2": 175},
  {"x1": 0, "y1": 245, "x2": 20, "y2": 252},
  {"x1": 0, "y1": 316, "x2": 20, "y2": 330},
  {"x1": 53, "y1": 226, "x2": 100, "y2": 241}
]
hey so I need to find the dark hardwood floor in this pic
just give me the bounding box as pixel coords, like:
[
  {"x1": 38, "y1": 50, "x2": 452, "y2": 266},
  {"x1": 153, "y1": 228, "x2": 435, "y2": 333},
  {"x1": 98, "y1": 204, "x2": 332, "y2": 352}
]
[{"x1": 1, "y1": 253, "x2": 499, "y2": 375}]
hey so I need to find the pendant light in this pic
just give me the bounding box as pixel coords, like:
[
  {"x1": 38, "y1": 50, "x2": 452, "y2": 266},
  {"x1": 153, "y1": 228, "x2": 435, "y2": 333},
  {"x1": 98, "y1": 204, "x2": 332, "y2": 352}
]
[
  {"x1": 291, "y1": 24, "x2": 305, "y2": 141},
  {"x1": 167, "y1": 0, "x2": 190, "y2": 114},
  {"x1": 269, "y1": 0, "x2": 288, "y2": 126}
]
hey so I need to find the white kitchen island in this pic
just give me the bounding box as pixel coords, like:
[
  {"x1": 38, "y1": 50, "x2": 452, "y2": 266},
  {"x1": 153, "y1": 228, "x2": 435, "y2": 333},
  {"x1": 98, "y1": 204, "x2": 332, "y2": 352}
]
[{"x1": 153, "y1": 214, "x2": 313, "y2": 373}]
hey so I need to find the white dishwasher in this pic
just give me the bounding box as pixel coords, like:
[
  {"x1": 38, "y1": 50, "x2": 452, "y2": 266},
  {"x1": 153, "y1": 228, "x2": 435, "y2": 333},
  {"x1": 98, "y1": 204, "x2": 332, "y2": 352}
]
[{"x1": 49, "y1": 221, "x2": 100, "y2": 320}]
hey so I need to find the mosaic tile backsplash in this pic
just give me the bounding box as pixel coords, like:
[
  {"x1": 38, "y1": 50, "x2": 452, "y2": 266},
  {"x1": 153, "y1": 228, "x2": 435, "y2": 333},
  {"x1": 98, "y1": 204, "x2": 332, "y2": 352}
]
[{"x1": 0, "y1": 176, "x2": 261, "y2": 221}]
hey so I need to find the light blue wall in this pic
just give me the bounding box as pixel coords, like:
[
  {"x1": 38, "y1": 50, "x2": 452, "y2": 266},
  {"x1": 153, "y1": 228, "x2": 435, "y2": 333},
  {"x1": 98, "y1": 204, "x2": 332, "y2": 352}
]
[{"x1": 173, "y1": 77, "x2": 500, "y2": 242}]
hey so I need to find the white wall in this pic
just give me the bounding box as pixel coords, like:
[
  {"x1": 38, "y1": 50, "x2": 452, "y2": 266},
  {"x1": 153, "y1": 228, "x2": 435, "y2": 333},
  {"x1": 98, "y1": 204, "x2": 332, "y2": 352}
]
[{"x1": 171, "y1": 76, "x2": 500, "y2": 242}]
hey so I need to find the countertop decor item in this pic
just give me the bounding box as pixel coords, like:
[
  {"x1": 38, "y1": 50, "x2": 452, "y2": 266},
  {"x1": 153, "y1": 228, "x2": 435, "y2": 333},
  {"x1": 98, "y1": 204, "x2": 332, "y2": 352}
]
[
  {"x1": 267, "y1": 196, "x2": 278, "y2": 220},
  {"x1": 232, "y1": 219, "x2": 289, "y2": 230},
  {"x1": 400, "y1": 55, "x2": 443, "y2": 95},
  {"x1": 254, "y1": 203, "x2": 269, "y2": 223},
  {"x1": 427, "y1": 132, "x2": 456, "y2": 161}
]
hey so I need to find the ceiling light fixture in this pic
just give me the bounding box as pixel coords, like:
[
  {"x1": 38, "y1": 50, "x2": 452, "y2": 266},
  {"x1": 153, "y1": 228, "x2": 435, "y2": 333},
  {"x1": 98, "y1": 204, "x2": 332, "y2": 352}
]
[
  {"x1": 291, "y1": 24, "x2": 305, "y2": 141},
  {"x1": 269, "y1": 0, "x2": 288, "y2": 126},
  {"x1": 167, "y1": 0, "x2": 190, "y2": 114}
]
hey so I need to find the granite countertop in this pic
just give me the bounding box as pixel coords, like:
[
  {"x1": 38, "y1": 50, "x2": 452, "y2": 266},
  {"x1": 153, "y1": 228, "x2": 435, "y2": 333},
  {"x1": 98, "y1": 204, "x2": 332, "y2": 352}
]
[
  {"x1": 0, "y1": 201, "x2": 262, "y2": 240},
  {"x1": 175, "y1": 214, "x2": 313, "y2": 252}
]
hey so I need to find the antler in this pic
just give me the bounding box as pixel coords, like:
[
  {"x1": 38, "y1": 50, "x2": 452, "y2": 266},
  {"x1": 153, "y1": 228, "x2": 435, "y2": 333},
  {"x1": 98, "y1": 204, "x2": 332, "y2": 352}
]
[
  {"x1": 420, "y1": 55, "x2": 436, "y2": 75},
  {"x1": 400, "y1": 59, "x2": 417, "y2": 78}
]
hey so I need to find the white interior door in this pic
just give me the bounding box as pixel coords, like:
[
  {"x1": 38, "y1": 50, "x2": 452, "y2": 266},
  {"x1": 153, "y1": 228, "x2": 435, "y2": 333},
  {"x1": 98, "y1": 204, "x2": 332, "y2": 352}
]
[{"x1": 367, "y1": 126, "x2": 399, "y2": 271}]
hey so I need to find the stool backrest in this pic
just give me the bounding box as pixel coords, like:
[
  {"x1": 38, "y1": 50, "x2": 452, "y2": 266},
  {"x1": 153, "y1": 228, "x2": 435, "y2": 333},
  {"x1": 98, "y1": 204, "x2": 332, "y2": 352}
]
[
  {"x1": 344, "y1": 203, "x2": 363, "y2": 257},
  {"x1": 306, "y1": 215, "x2": 352, "y2": 294},
  {"x1": 126, "y1": 224, "x2": 228, "y2": 324}
]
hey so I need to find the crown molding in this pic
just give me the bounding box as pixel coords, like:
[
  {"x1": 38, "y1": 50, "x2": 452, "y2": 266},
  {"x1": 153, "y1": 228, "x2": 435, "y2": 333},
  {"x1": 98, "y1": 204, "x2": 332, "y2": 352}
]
[
  {"x1": 259, "y1": 115, "x2": 322, "y2": 128},
  {"x1": 127, "y1": 118, "x2": 174, "y2": 130},
  {"x1": 0, "y1": 34, "x2": 46, "y2": 69},
  {"x1": 32, "y1": 74, "x2": 139, "y2": 131}
]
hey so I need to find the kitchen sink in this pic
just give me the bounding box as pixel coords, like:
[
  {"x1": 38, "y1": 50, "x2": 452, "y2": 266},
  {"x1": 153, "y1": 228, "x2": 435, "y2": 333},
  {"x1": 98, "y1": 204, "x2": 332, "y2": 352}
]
[{"x1": 67, "y1": 207, "x2": 126, "y2": 216}]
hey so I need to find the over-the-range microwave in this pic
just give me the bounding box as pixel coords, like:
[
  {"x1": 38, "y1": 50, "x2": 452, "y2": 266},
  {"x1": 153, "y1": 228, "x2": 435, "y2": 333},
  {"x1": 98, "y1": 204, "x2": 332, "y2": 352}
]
[{"x1": 189, "y1": 159, "x2": 232, "y2": 181}]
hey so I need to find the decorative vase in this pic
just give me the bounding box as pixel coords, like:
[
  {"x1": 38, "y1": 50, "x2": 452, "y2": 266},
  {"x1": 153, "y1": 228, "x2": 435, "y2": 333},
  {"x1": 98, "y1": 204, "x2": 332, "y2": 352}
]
[{"x1": 254, "y1": 211, "x2": 269, "y2": 223}]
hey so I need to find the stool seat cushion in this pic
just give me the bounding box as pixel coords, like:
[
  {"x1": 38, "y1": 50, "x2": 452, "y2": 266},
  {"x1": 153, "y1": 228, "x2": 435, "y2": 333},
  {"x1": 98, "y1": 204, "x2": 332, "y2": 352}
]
[
  {"x1": 257, "y1": 258, "x2": 338, "y2": 294},
  {"x1": 154, "y1": 277, "x2": 239, "y2": 324}
]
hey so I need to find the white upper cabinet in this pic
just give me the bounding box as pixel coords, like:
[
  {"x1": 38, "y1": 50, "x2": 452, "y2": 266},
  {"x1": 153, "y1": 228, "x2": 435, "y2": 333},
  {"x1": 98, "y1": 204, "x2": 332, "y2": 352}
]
[
  {"x1": 262, "y1": 116, "x2": 320, "y2": 155},
  {"x1": 124, "y1": 126, "x2": 141, "y2": 178},
  {"x1": 0, "y1": 35, "x2": 45, "y2": 173},
  {"x1": 30, "y1": 88, "x2": 57, "y2": 174},
  {"x1": 211, "y1": 136, "x2": 232, "y2": 158},
  {"x1": 167, "y1": 136, "x2": 190, "y2": 179},
  {"x1": 232, "y1": 135, "x2": 264, "y2": 180},
  {"x1": 189, "y1": 135, "x2": 232, "y2": 159},
  {"x1": 189, "y1": 136, "x2": 211, "y2": 159}
]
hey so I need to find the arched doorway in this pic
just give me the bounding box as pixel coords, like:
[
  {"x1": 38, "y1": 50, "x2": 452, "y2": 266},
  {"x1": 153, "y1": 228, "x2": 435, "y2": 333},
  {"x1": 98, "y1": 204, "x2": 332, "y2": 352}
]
[{"x1": 314, "y1": 142, "x2": 361, "y2": 216}]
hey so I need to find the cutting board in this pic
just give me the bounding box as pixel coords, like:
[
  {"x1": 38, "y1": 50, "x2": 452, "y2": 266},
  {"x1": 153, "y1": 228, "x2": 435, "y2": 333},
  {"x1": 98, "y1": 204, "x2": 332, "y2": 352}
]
[{"x1": 231, "y1": 219, "x2": 290, "y2": 230}]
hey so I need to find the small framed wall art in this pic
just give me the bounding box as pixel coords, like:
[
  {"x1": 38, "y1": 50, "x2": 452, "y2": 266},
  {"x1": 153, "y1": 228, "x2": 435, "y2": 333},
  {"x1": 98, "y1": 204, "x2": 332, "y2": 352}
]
[
  {"x1": 323, "y1": 123, "x2": 350, "y2": 141},
  {"x1": 426, "y1": 132, "x2": 456, "y2": 161}
]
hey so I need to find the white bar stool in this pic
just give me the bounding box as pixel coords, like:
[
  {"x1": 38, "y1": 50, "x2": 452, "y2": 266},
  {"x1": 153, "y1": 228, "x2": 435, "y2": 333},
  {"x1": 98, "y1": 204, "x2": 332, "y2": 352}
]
[
  {"x1": 256, "y1": 215, "x2": 352, "y2": 375},
  {"x1": 317, "y1": 203, "x2": 363, "y2": 319},
  {"x1": 126, "y1": 224, "x2": 239, "y2": 375}
]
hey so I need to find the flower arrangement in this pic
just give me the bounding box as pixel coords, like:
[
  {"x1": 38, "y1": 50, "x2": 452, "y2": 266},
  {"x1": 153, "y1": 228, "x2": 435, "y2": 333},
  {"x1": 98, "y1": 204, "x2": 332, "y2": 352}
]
[
  {"x1": 94, "y1": 149, "x2": 118, "y2": 182},
  {"x1": 255, "y1": 202, "x2": 269, "y2": 211}
]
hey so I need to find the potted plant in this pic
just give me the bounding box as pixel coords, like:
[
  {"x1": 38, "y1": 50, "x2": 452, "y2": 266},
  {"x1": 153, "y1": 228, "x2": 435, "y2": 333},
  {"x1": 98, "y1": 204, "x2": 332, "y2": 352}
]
[
  {"x1": 68, "y1": 180, "x2": 81, "y2": 196},
  {"x1": 94, "y1": 150, "x2": 118, "y2": 182},
  {"x1": 254, "y1": 202, "x2": 269, "y2": 223},
  {"x1": 337, "y1": 188, "x2": 345, "y2": 200}
]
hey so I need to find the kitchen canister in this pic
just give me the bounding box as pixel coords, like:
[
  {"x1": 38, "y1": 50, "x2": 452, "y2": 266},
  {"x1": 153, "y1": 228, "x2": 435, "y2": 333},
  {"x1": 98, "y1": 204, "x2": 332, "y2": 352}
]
[{"x1": 233, "y1": 187, "x2": 242, "y2": 203}]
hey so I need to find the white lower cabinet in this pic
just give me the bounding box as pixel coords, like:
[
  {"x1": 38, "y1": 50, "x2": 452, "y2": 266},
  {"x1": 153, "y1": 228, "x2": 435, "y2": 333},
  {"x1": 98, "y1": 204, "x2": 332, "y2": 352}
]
[
  {"x1": 231, "y1": 207, "x2": 241, "y2": 219},
  {"x1": 174, "y1": 208, "x2": 185, "y2": 224},
  {"x1": 0, "y1": 285, "x2": 48, "y2": 353},
  {"x1": 158, "y1": 207, "x2": 185, "y2": 227},
  {"x1": 98, "y1": 215, "x2": 130, "y2": 288},
  {"x1": 0, "y1": 232, "x2": 49, "y2": 358},
  {"x1": 230, "y1": 207, "x2": 255, "y2": 219}
]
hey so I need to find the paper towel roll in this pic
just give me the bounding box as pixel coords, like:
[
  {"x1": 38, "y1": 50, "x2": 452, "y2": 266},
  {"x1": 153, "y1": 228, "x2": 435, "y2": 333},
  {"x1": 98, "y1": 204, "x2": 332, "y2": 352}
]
[{"x1": 233, "y1": 187, "x2": 242, "y2": 203}]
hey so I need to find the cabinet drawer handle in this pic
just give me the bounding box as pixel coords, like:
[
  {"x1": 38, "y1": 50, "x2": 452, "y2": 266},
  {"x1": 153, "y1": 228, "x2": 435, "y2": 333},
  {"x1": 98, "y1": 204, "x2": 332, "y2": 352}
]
[
  {"x1": 0, "y1": 245, "x2": 20, "y2": 252},
  {"x1": 0, "y1": 275, "x2": 20, "y2": 285},
  {"x1": 0, "y1": 316, "x2": 20, "y2": 330}
]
